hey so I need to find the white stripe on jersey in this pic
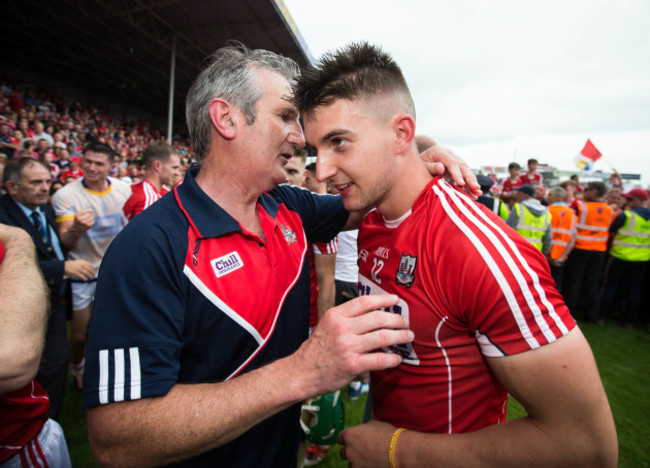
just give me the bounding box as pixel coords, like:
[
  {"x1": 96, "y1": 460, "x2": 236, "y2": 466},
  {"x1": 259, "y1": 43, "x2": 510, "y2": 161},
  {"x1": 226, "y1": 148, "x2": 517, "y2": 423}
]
[
  {"x1": 435, "y1": 180, "x2": 568, "y2": 345},
  {"x1": 434, "y1": 317, "x2": 454, "y2": 434},
  {"x1": 143, "y1": 181, "x2": 160, "y2": 209},
  {"x1": 474, "y1": 332, "x2": 505, "y2": 357},
  {"x1": 433, "y1": 183, "x2": 539, "y2": 349},
  {"x1": 114, "y1": 349, "x2": 125, "y2": 402},
  {"x1": 129, "y1": 347, "x2": 141, "y2": 400},
  {"x1": 312, "y1": 238, "x2": 338, "y2": 255},
  {"x1": 97, "y1": 347, "x2": 141, "y2": 404},
  {"x1": 438, "y1": 181, "x2": 568, "y2": 337},
  {"x1": 184, "y1": 265, "x2": 264, "y2": 345},
  {"x1": 99, "y1": 349, "x2": 109, "y2": 404}
]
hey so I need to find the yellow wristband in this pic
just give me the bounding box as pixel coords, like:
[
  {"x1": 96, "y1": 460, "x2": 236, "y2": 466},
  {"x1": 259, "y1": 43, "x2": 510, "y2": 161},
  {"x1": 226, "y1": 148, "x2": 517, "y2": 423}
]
[{"x1": 388, "y1": 427, "x2": 407, "y2": 468}]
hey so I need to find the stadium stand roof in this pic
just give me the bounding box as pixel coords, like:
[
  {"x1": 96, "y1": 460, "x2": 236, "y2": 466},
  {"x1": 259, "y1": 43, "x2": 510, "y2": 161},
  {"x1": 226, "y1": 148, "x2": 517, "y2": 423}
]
[{"x1": 1, "y1": 0, "x2": 313, "y2": 135}]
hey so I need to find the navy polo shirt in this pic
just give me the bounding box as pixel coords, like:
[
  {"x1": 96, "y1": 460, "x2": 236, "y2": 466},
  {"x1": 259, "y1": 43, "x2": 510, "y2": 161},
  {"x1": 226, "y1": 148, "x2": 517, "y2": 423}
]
[{"x1": 84, "y1": 167, "x2": 348, "y2": 467}]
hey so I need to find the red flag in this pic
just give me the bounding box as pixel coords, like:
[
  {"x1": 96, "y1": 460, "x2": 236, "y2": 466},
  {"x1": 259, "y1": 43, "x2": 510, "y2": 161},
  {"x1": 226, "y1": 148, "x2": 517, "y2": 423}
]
[
  {"x1": 574, "y1": 139, "x2": 602, "y2": 172},
  {"x1": 581, "y1": 139, "x2": 602, "y2": 162}
]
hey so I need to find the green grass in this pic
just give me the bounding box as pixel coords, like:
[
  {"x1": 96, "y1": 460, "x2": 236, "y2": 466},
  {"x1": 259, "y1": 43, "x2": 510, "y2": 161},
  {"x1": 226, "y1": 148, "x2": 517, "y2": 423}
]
[{"x1": 58, "y1": 321, "x2": 650, "y2": 467}]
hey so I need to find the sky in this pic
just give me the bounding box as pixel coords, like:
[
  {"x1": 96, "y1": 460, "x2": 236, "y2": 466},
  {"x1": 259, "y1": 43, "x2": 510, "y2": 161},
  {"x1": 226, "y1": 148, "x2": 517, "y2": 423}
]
[{"x1": 282, "y1": 0, "x2": 650, "y2": 185}]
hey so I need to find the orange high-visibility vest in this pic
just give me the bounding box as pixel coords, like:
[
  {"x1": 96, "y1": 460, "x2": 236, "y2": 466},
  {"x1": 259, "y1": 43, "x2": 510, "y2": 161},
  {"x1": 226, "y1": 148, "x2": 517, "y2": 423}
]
[
  {"x1": 574, "y1": 201, "x2": 614, "y2": 251},
  {"x1": 548, "y1": 205, "x2": 576, "y2": 260}
]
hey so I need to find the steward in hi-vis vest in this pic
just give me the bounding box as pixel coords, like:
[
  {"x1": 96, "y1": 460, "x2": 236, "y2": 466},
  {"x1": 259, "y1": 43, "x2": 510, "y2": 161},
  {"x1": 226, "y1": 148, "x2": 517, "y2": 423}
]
[
  {"x1": 574, "y1": 200, "x2": 614, "y2": 252},
  {"x1": 563, "y1": 181, "x2": 615, "y2": 322},
  {"x1": 545, "y1": 186, "x2": 577, "y2": 293},
  {"x1": 505, "y1": 184, "x2": 551, "y2": 254},
  {"x1": 600, "y1": 188, "x2": 650, "y2": 327}
]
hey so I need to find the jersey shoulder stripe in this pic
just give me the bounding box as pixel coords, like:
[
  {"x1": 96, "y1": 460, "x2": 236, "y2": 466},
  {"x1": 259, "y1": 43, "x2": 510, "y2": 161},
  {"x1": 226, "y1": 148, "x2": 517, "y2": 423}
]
[{"x1": 433, "y1": 179, "x2": 569, "y2": 351}]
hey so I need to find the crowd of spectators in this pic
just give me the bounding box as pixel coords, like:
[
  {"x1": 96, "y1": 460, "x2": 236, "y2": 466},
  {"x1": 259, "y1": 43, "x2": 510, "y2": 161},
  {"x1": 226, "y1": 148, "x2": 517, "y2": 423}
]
[{"x1": 0, "y1": 78, "x2": 192, "y2": 193}]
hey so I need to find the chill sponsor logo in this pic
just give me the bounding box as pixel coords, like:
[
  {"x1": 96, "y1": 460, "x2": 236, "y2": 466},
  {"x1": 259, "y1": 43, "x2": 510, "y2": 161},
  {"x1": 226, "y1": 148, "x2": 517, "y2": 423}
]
[
  {"x1": 374, "y1": 246, "x2": 390, "y2": 259},
  {"x1": 395, "y1": 254, "x2": 417, "y2": 288},
  {"x1": 280, "y1": 224, "x2": 296, "y2": 245},
  {"x1": 211, "y1": 251, "x2": 244, "y2": 277},
  {"x1": 358, "y1": 249, "x2": 369, "y2": 262}
]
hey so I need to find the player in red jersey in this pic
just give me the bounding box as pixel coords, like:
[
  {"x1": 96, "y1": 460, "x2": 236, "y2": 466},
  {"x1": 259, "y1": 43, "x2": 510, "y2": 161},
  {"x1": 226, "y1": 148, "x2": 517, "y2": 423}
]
[
  {"x1": 295, "y1": 42, "x2": 617, "y2": 467},
  {"x1": 499, "y1": 162, "x2": 522, "y2": 209},
  {"x1": 518, "y1": 158, "x2": 544, "y2": 186},
  {"x1": 123, "y1": 142, "x2": 182, "y2": 220}
]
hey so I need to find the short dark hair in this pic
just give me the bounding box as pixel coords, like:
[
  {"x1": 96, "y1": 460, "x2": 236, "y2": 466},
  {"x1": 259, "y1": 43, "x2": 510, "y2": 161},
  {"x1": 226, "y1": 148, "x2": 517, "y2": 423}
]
[
  {"x1": 586, "y1": 181, "x2": 606, "y2": 197},
  {"x1": 508, "y1": 162, "x2": 521, "y2": 171},
  {"x1": 305, "y1": 162, "x2": 317, "y2": 176},
  {"x1": 293, "y1": 42, "x2": 415, "y2": 119},
  {"x1": 527, "y1": 158, "x2": 538, "y2": 165},
  {"x1": 3, "y1": 157, "x2": 50, "y2": 186},
  {"x1": 83, "y1": 142, "x2": 116, "y2": 163},
  {"x1": 141, "y1": 142, "x2": 175, "y2": 170}
]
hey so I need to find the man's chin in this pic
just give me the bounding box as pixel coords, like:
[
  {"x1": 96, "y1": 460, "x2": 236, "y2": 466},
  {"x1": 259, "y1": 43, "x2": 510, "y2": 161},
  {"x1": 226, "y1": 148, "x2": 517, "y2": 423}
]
[{"x1": 342, "y1": 198, "x2": 365, "y2": 213}]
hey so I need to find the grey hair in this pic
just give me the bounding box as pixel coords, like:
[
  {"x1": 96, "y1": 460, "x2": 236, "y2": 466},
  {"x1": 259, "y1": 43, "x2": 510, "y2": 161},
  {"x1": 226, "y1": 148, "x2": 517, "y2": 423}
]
[
  {"x1": 548, "y1": 186, "x2": 566, "y2": 200},
  {"x1": 3, "y1": 157, "x2": 50, "y2": 186},
  {"x1": 186, "y1": 41, "x2": 301, "y2": 161}
]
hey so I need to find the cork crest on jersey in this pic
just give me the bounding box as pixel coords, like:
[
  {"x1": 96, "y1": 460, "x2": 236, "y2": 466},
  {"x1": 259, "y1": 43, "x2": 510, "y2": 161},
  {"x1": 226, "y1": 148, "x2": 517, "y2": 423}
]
[
  {"x1": 280, "y1": 224, "x2": 297, "y2": 245},
  {"x1": 396, "y1": 254, "x2": 417, "y2": 288}
]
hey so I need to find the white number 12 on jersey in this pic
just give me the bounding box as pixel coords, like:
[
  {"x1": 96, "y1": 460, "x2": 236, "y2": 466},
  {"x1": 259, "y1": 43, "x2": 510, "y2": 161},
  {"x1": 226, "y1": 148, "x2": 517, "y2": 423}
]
[{"x1": 371, "y1": 258, "x2": 384, "y2": 284}]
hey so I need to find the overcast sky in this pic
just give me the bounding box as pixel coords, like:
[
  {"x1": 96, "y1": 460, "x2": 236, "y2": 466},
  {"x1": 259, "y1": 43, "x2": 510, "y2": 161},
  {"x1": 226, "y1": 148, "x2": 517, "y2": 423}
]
[{"x1": 282, "y1": 0, "x2": 650, "y2": 185}]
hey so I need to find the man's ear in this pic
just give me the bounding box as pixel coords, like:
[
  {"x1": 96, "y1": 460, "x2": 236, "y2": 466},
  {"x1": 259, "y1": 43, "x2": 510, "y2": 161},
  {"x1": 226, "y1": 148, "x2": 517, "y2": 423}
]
[
  {"x1": 208, "y1": 98, "x2": 237, "y2": 140},
  {"x1": 4, "y1": 180, "x2": 18, "y2": 197},
  {"x1": 152, "y1": 159, "x2": 162, "y2": 173},
  {"x1": 393, "y1": 114, "x2": 416, "y2": 156}
]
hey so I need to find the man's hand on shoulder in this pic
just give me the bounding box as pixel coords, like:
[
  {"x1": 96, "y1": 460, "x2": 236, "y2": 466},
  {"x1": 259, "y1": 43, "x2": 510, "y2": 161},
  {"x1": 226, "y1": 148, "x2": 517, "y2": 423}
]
[{"x1": 421, "y1": 145, "x2": 481, "y2": 198}]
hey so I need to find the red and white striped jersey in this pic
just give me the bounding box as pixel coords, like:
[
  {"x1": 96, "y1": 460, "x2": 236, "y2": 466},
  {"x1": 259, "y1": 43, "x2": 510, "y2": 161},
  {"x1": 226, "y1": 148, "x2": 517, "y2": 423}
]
[
  {"x1": 359, "y1": 177, "x2": 575, "y2": 434},
  {"x1": 0, "y1": 380, "x2": 49, "y2": 464},
  {"x1": 517, "y1": 172, "x2": 543, "y2": 186},
  {"x1": 123, "y1": 179, "x2": 169, "y2": 221}
]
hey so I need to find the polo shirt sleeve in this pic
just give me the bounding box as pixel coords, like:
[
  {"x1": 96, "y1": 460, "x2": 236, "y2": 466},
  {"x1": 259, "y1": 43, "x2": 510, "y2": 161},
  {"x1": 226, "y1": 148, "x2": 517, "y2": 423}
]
[
  {"x1": 269, "y1": 185, "x2": 348, "y2": 243},
  {"x1": 83, "y1": 217, "x2": 188, "y2": 408},
  {"x1": 51, "y1": 189, "x2": 75, "y2": 222}
]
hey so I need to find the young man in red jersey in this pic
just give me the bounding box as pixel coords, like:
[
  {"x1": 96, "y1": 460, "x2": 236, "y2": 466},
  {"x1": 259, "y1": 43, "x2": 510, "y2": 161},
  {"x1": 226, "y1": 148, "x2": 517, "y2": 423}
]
[
  {"x1": 122, "y1": 142, "x2": 182, "y2": 220},
  {"x1": 518, "y1": 158, "x2": 544, "y2": 186},
  {"x1": 294, "y1": 42, "x2": 617, "y2": 468}
]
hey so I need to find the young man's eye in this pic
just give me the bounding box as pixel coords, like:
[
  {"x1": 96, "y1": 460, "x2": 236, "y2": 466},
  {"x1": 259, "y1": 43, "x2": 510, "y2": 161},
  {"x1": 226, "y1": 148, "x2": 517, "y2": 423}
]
[{"x1": 332, "y1": 138, "x2": 347, "y2": 148}]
